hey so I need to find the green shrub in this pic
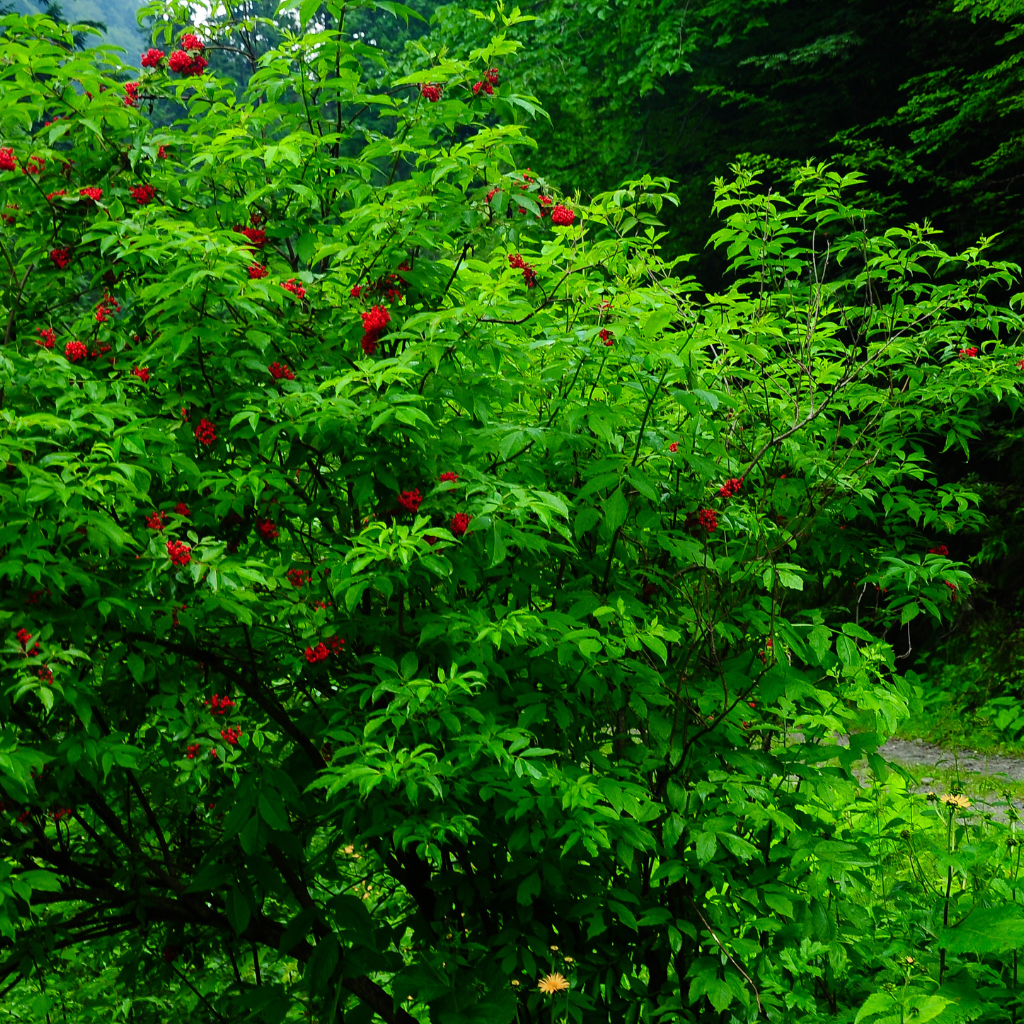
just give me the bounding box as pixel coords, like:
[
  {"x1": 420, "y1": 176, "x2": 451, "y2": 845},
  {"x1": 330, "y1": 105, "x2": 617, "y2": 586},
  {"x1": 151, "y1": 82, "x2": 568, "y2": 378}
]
[{"x1": 1, "y1": 3, "x2": 1023, "y2": 1022}]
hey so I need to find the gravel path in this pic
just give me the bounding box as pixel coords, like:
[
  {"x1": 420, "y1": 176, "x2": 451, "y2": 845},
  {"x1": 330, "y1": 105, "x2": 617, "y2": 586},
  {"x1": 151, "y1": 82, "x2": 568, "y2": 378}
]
[
  {"x1": 877, "y1": 737, "x2": 1024, "y2": 783},
  {"x1": 867, "y1": 737, "x2": 1024, "y2": 823}
]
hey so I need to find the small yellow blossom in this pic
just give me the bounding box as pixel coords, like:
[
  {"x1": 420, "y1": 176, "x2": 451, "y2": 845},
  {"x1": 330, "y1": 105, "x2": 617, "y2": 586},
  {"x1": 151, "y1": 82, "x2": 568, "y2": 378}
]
[
  {"x1": 538, "y1": 973, "x2": 570, "y2": 995},
  {"x1": 940, "y1": 793, "x2": 971, "y2": 810}
]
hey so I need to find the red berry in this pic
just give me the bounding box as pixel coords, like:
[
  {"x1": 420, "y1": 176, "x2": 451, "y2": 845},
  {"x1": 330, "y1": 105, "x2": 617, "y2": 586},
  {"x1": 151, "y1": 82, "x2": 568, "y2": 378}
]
[{"x1": 166, "y1": 540, "x2": 191, "y2": 566}]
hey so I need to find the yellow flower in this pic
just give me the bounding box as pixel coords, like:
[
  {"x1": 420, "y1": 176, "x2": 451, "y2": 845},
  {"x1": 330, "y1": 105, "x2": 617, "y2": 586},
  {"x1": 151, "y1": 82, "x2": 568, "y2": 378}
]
[
  {"x1": 538, "y1": 973, "x2": 570, "y2": 995},
  {"x1": 940, "y1": 793, "x2": 971, "y2": 810}
]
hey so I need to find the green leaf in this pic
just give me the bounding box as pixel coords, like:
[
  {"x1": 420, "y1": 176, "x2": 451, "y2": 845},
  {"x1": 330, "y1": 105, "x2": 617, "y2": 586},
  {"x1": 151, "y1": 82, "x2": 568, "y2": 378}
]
[
  {"x1": 855, "y1": 992, "x2": 896, "y2": 1023},
  {"x1": 516, "y1": 873, "x2": 541, "y2": 904},
  {"x1": 695, "y1": 832, "x2": 716, "y2": 864},
  {"x1": 306, "y1": 932, "x2": 340, "y2": 995},
  {"x1": 942, "y1": 905, "x2": 1024, "y2": 954},
  {"x1": 603, "y1": 488, "x2": 628, "y2": 532},
  {"x1": 226, "y1": 885, "x2": 251, "y2": 935},
  {"x1": 17, "y1": 870, "x2": 62, "y2": 893}
]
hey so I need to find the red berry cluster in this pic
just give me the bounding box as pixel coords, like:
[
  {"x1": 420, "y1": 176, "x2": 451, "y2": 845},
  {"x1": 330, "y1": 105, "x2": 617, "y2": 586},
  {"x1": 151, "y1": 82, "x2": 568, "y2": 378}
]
[
  {"x1": 718, "y1": 477, "x2": 743, "y2": 498},
  {"x1": 450, "y1": 512, "x2": 471, "y2": 537},
  {"x1": 269, "y1": 362, "x2": 295, "y2": 380},
  {"x1": 508, "y1": 253, "x2": 537, "y2": 288},
  {"x1": 249, "y1": 263, "x2": 268, "y2": 279},
  {"x1": 16, "y1": 628, "x2": 41, "y2": 656},
  {"x1": 362, "y1": 304, "x2": 391, "y2": 332},
  {"x1": 167, "y1": 540, "x2": 192, "y2": 566},
  {"x1": 46, "y1": 190, "x2": 66, "y2": 201},
  {"x1": 185, "y1": 743, "x2": 201, "y2": 759},
  {"x1": 65, "y1": 340, "x2": 87, "y2": 362},
  {"x1": 287, "y1": 568, "x2": 310, "y2": 587},
  {"x1": 145, "y1": 510, "x2": 167, "y2": 531},
  {"x1": 439, "y1": 471, "x2": 459, "y2": 483},
  {"x1": 420, "y1": 83, "x2": 442, "y2": 102},
  {"x1": 2, "y1": 204, "x2": 18, "y2": 225},
  {"x1": 220, "y1": 727, "x2": 242, "y2": 745},
  {"x1": 124, "y1": 82, "x2": 139, "y2": 108},
  {"x1": 37, "y1": 327, "x2": 56, "y2": 349},
  {"x1": 50, "y1": 248, "x2": 71, "y2": 269},
  {"x1": 473, "y1": 68, "x2": 499, "y2": 95},
  {"x1": 360, "y1": 303, "x2": 391, "y2": 355},
  {"x1": 0, "y1": 148, "x2": 15, "y2": 172},
  {"x1": 38, "y1": 666, "x2": 54, "y2": 685},
  {"x1": 235, "y1": 225, "x2": 266, "y2": 248},
  {"x1": 205, "y1": 693, "x2": 236, "y2": 715},
  {"x1": 195, "y1": 418, "x2": 217, "y2": 446},
  {"x1": 928, "y1": 544, "x2": 949, "y2": 556},
  {"x1": 132, "y1": 366, "x2": 150, "y2": 382},
  {"x1": 958, "y1": 347, "x2": 979, "y2": 358},
  {"x1": 79, "y1": 186, "x2": 102, "y2": 202},
  {"x1": 326, "y1": 635, "x2": 345, "y2": 655},
  {"x1": 399, "y1": 488, "x2": 423, "y2": 513},
  {"x1": 352, "y1": 262, "x2": 410, "y2": 307},
  {"x1": 95, "y1": 293, "x2": 121, "y2": 323},
  {"x1": 50, "y1": 807, "x2": 72, "y2": 823},
  {"x1": 282, "y1": 278, "x2": 306, "y2": 299},
  {"x1": 141, "y1": 48, "x2": 165, "y2": 68},
  {"x1": 550, "y1": 204, "x2": 576, "y2": 226},
  {"x1": 698, "y1": 508, "x2": 718, "y2": 532},
  {"x1": 669, "y1": 442, "x2": 679, "y2": 453},
  {"x1": 168, "y1": 35, "x2": 207, "y2": 77},
  {"x1": 173, "y1": 502, "x2": 190, "y2": 517},
  {"x1": 130, "y1": 184, "x2": 156, "y2": 204},
  {"x1": 599, "y1": 329, "x2": 613, "y2": 346},
  {"x1": 21, "y1": 155, "x2": 44, "y2": 176},
  {"x1": 305, "y1": 642, "x2": 329, "y2": 664},
  {"x1": 257, "y1": 519, "x2": 279, "y2": 541}
]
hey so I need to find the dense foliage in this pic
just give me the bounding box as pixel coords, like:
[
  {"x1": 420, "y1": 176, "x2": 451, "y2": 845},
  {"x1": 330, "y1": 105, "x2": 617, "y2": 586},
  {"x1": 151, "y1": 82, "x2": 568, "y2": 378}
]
[{"x1": 1, "y1": 3, "x2": 1024, "y2": 1023}]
